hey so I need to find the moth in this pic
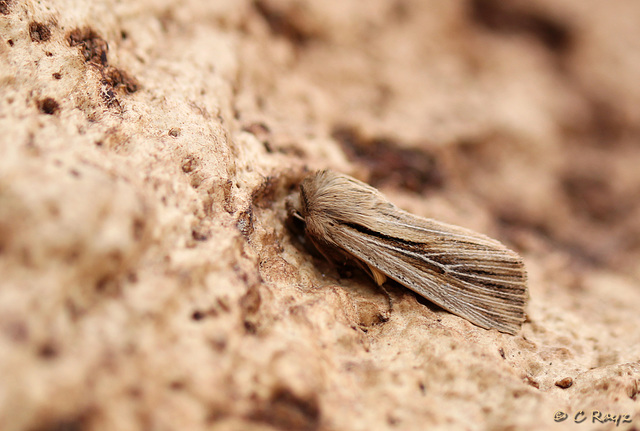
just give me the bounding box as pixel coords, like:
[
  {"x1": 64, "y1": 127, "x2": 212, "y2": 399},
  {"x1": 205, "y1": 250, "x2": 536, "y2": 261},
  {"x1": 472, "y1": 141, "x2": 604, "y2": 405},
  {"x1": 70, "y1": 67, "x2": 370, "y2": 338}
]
[{"x1": 287, "y1": 169, "x2": 527, "y2": 334}]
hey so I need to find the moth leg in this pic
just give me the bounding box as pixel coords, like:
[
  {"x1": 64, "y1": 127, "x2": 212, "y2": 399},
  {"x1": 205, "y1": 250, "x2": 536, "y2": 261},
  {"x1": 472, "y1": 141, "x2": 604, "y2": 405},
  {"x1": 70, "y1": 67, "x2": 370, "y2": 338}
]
[
  {"x1": 308, "y1": 236, "x2": 341, "y2": 267},
  {"x1": 307, "y1": 237, "x2": 358, "y2": 280},
  {"x1": 364, "y1": 263, "x2": 393, "y2": 321}
]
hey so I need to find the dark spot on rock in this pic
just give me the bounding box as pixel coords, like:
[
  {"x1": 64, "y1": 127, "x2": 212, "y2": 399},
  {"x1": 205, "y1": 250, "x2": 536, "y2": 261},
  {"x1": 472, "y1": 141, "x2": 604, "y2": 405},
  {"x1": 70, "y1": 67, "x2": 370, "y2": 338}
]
[
  {"x1": 499, "y1": 347, "x2": 506, "y2": 359},
  {"x1": 241, "y1": 284, "x2": 261, "y2": 335},
  {"x1": 253, "y1": 0, "x2": 316, "y2": 45},
  {"x1": 468, "y1": 0, "x2": 572, "y2": 53},
  {"x1": 249, "y1": 386, "x2": 321, "y2": 431},
  {"x1": 38, "y1": 342, "x2": 59, "y2": 359},
  {"x1": 52, "y1": 72, "x2": 62, "y2": 79},
  {"x1": 28, "y1": 412, "x2": 92, "y2": 431},
  {"x1": 0, "y1": 0, "x2": 12, "y2": 15},
  {"x1": 222, "y1": 180, "x2": 234, "y2": 214},
  {"x1": 243, "y1": 320, "x2": 257, "y2": 334},
  {"x1": 251, "y1": 176, "x2": 282, "y2": 209},
  {"x1": 102, "y1": 66, "x2": 139, "y2": 94},
  {"x1": 572, "y1": 97, "x2": 636, "y2": 150},
  {"x1": 242, "y1": 122, "x2": 272, "y2": 151},
  {"x1": 236, "y1": 208, "x2": 254, "y2": 238},
  {"x1": 387, "y1": 415, "x2": 400, "y2": 426},
  {"x1": 524, "y1": 376, "x2": 540, "y2": 389},
  {"x1": 67, "y1": 27, "x2": 109, "y2": 65},
  {"x1": 4, "y1": 320, "x2": 29, "y2": 343},
  {"x1": 7, "y1": 39, "x2": 14, "y2": 46},
  {"x1": 169, "y1": 380, "x2": 186, "y2": 391},
  {"x1": 191, "y1": 310, "x2": 206, "y2": 321},
  {"x1": 127, "y1": 386, "x2": 142, "y2": 398},
  {"x1": 99, "y1": 81, "x2": 120, "y2": 109},
  {"x1": 332, "y1": 125, "x2": 445, "y2": 193},
  {"x1": 629, "y1": 381, "x2": 639, "y2": 400},
  {"x1": 240, "y1": 284, "x2": 261, "y2": 316},
  {"x1": 191, "y1": 229, "x2": 208, "y2": 241},
  {"x1": 132, "y1": 218, "x2": 146, "y2": 241},
  {"x1": 561, "y1": 173, "x2": 623, "y2": 223},
  {"x1": 208, "y1": 336, "x2": 227, "y2": 352},
  {"x1": 95, "y1": 276, "x2": 111, "y2": 292},
  {"x1": 168, "y1": 127, "x2": 181, "y2": 137},
  {"x1": 37, "y1": 97, "x2": 60, "y2": 115},
  {"x1": 67, "y1": 28, "x2": 138, "y2": 110},
  {"x1": 182, "y1": 155, "x2": 197, "y2": 173},
  {"x1": 555, "y1": 377, "x2": 573, "y2": 389},
  {"x1": 217, "y1": 297, "x2": 231, "y2": 313}
]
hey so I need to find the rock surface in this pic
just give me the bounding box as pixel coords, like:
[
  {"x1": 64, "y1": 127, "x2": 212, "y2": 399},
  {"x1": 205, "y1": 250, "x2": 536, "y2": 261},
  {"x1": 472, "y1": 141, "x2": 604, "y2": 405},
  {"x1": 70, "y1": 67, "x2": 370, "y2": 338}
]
[{"x1": 1, "y1": 1, "x2": 639, "y2": 430}]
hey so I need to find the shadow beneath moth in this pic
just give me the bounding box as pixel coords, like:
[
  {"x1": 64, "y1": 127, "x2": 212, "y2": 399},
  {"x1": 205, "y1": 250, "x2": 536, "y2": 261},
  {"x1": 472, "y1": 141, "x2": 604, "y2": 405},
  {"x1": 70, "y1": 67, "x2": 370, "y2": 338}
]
[{"x1": 286, "y1": 169, "x2": 528, "y2": 335}]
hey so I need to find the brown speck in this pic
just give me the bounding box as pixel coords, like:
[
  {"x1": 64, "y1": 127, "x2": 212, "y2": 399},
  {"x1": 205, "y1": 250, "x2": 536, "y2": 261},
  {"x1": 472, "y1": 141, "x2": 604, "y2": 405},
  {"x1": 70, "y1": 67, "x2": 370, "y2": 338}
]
[
  {"x1": 249, "y1": 386, "x2": 321, "y2": 431},
  {"x1": 182, "y1": 155, "x2": 197, "y2": 173},
  {"x1": 524, "y1": 376, "x2": 540, "y2": 389},
  {"x1": 29, "y1": 22, "x2": 51, "y2": 42},
  {"x1": 100, "y1": 81, "x2": 120, "y2": 110},
  {"x1": 628, "y1": 380, "x2": 639, "y2": 400},
  {"x1": 102, "y1": 66, "x2": 139, "y2": 93},
  {"x1": 236, "y1": 208, "x2": 254, "y2": 238},
  {"x1": 38, "y1": 342, "x2": 59, "y2": 359},
  {"x1": 7, "y1": 39, "x2": 14, "y2": 46},
  {"x1": 127, "y1": 386, "x2": 142, "y2": 398},
  {"x1": 251, "y1": 176, "x2": 281, "y2": 209},
  {"x1": 52, "y1": 72, "x2": 62, "y2": 79},
  {"x1": 169, "y1": 380, "x2": 186, "y2": 391},
  {"x1": 240, "y1": 285, "x2": 261, "y2": 316},
  {"x1": 243, "y1": 122, "x2": 270, "y2": 136},
  {"x1": 191, "y1": 229, "x2": 208, "y2": 241},
  {"x1": 67, "y1": 27, "x2": 109, "y2": 65},
  {"x1": 468, "y1": 0, "x2": 572, "y2": 53},
  {"x1": 242, "y1": 122, "x2": 271, "y2": 151},
  {"x1": 168, "y1": 127, "x2": 181, "y2": 137},
  {"x1": 562, "y1": 172, "x2": 621, "y2": 223},
  {"x1": 29, "y1": 414, "x2": 92, "y2": 431},
  {"x1": 37, "y1": 97, "x2": 59, "y2": 115},
  {"x1": 217, "y1": 297, "x2": 231, "y2": 313},
  {"x1": 191, "y1": 310, "x2": 205, "y2": 321},
  {"x1": 66, "y1": 27, "x2": 138, "y2": 109},
  {"x1": 253, "y1": 0, "x2": 316, "y2": 46},
  {"x1": 95, "y1": 276, "x2": 111, "y2": 292},
  {"x1": 4, "y1": 320, "x2": 29, "y2": 343},
  {"x1": 555, "y1": 377, "x2": 573, "y2": 389},
  {"x1": 132, "y1": 218, "x2": 146, "y2": 241},
  {"x1": 208, "y1": 335, "x2": 227, "y2": 352},
  {"x1": 498, "y1": 347, "x2": 506, "y2": 359},
  {"x1": 244, "y1": 320, "x2": 257, "y2": 334},
  {"x1": 332, "y1": 125, "x2": 444, "y2": 193},
  {"x1": 0, "y1": 0, "x2": 12, "y2": 15}
]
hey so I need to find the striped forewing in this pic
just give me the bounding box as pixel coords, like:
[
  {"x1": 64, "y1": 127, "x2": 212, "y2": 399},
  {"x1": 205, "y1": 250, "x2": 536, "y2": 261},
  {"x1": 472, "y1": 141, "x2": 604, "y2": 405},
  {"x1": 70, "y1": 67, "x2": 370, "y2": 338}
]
[{"x1": 327, "y1": 213, "x2": 527, "y2": 334}]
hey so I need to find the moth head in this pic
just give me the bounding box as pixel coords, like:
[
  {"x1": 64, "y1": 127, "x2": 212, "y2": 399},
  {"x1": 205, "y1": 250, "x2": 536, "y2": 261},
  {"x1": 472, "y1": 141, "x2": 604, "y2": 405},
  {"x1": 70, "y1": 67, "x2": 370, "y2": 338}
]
[
  {"x1": 284, "y1": 182, "x2": 314, "y2": 258},
  {"x1": 286, "y1": 177, "x2": 313, "y2": 220},
  {"x1": 285, "y1": 182, "x2": 307, "y2": 239}
]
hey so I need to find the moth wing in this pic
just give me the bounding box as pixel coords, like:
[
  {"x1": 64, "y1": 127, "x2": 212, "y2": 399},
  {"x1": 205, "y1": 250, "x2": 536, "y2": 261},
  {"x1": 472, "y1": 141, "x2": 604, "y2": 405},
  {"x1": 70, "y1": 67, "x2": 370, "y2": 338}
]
[{"x1": 327, "y1": 213, "x2": 527, "y2": 334}]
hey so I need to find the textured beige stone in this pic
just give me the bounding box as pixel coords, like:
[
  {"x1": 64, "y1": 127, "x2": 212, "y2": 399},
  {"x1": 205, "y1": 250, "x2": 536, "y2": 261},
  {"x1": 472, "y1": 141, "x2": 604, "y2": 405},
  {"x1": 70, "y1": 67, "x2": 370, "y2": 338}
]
[{"x1": 1, "y1": 1, "x2": 639, "y2": 430}]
